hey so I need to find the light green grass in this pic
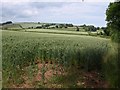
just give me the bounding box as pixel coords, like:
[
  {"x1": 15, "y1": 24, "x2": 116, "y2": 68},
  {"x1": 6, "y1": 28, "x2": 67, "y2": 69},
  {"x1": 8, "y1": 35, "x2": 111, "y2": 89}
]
[
  {"x1": 17, "y1": 22, "x2": 42, "y2": 29},
  {"x1": 26, "y1": 29, "x2": 88, "y2": 35},
  {"x1": 2, "y1": 24, "x2": 23, "y2": 30}
]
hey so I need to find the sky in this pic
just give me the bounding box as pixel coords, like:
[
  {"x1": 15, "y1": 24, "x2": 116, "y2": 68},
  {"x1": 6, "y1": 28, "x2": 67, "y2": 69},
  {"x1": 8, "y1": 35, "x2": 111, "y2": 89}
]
[{"x1": 1, "y1": 0, "x2": 115, "y2": 27}]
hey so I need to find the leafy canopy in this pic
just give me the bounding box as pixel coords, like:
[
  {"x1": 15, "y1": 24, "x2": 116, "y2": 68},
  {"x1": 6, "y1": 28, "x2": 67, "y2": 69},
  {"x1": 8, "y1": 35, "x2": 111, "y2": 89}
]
[{"x1": 106, "y1": 2, "x2": 120, "y2": 42}]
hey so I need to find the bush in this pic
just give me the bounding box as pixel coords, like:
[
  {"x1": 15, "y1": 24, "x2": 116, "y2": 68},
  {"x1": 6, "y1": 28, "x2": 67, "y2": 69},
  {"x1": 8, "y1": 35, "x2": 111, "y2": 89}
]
[
  {"x1": 103, "y1": 43, "x2": 120, "y2": 88},
  {"x1": 111, "y1": 32, "x2": 120, "y2": 43},
  {"x1": 2, "y1": 21, "x2": 12, "y2": 25}
]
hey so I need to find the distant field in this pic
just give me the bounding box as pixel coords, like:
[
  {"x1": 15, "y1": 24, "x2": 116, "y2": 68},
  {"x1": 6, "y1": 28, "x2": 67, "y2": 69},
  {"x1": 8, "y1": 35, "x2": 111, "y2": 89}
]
[
  {"x1": 17, "y1": 22, "x2": 42, "y2": 29},
  {"x1": 1, "y1": 23, "x2": 88, "y2": 35},
  {"x1": 26, "y1": 29, "x2": 88, "y2": 35},
  {"x1": 1, "y1": 23, "x2": 41, "y2": 30},
  {"x1": 1, "y1": 24, "x2": 23, "y2": 30},
  {"x1": 52, "y1": 27, "x2": 85, "y2": 31},
  {"x1": 1, "y1": 22, "x2": 86, "y2": 32}
]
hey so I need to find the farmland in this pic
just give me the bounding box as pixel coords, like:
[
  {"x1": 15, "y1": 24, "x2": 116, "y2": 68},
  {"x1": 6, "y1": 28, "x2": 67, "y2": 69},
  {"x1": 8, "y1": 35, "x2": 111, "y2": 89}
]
[
  {"x1": 1, "y1": 1, "x2": 120, "y2": 88},
  {"x1": 26, "y1": 29, "x2": 89, "y2": 35},
  {"x1": 1, "y1": 21, "x2": 118, "y2": 88},
  {"x1": 2, "y1": 29, "x2": 114, "y2": 88},
  {"x1": 1, "y1": 22, "x2": 105, "y2": 37}
]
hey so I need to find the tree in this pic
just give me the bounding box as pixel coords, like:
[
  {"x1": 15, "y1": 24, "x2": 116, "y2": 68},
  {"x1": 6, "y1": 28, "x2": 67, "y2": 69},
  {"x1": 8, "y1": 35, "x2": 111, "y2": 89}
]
[
  {"x1": 38, "y1": 22, "x2": 41, "y2": 24},
  {"x1": 2, "y1": 21, "x2": 12, "y2": 25},
  {"x1": 76, "y1": 26, "x2": 79, "y2": 31},
  {"x1": 66, "y1": 24, "x2": 73, "y2": 27},
  {"x1": 56, "y1": 25, "x2": 59, "y2": 28},
  {"x1": 58, "y1": 24, "x2": 64, "y2": 28},
  {"x1": 101, "y1": 27, "x2": 110, "y2": 36},
  {"x1": 105, "y1": 2, "x2": 120, "y2": 88},
  {"x1": 106, "y1": 2, "x2": 120, "y2": 42},
  {"x1": 96, "y1": 27, "x2": 100, "y2": 30},
  {"x1": 84, "y1": 25, "x2": 97, "y2": 32}
]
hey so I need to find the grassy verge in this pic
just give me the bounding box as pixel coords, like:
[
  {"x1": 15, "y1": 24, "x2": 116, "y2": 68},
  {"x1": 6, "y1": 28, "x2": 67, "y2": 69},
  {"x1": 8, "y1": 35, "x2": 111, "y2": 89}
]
[{"x1": 103, "y1": 43, "x2": 120, "y2": 88}]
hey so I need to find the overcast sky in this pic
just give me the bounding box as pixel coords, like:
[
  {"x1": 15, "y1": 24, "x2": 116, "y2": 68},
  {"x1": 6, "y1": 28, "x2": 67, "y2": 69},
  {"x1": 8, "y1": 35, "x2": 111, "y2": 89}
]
[{"x1": 1, "y1": 0, "x2": 114, "y2": 27}]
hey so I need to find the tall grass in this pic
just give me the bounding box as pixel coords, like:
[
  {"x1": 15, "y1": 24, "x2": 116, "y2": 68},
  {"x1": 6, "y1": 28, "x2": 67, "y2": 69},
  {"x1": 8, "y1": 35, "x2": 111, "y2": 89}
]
[
  {"x1": 2, "y1": 31, "x2": 110, "y2": 87},
  {"x1": 103, "y1": 43, "x2": 120, "y2": 88},
  {"x1": 0, "y1": 30, "x2": 2, "y2": 89}
]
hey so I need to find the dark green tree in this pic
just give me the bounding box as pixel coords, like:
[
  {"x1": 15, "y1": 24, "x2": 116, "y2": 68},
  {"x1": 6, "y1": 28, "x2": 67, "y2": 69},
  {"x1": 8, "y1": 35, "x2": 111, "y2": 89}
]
[
  {"x1": 106, "y1": 2, "x2": 120, "y2": 42},
  {"x1": 105, "y1": 1, "x2": 120, "y2": 88},
  {"x1": 76, "y1": 26, "x2": 79, "y2": 31},
  {"x1": 101, "y1": 27, "x2": 110, "y2": 36}
]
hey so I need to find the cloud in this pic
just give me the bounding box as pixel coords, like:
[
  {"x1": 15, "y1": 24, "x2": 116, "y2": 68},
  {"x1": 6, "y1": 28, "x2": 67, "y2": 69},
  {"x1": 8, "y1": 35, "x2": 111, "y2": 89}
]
[
  {"x1": 1, "y1": 2, "x2": 110, "y2": 26},
  {"x1": 30, "y1": 2, "x2": 68, "y2": 9},
  {"x1": 2, "y1": 0, "x2": 115, "y2": 2}
]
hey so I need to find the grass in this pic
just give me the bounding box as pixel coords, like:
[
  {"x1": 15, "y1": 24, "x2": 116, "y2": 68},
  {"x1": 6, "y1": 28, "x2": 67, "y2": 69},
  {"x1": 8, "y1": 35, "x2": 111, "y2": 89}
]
[
  {"x1": 1, "y1": 24, "x2": 23, "y2": 30},
  {"x1": 103, "y1": 43, "x2": 120, "y2": 88},
  {"x1": 2, "y1": 30, "x2": 112, "y2": 88},
  {"x1": 25, "y1": 29, "x2": 88, "y2": 36},
  {"x1": 17, "y1": 22, "x2": 42, "y2": 29},
  {"x1": 0, "y1": 30, "x2": 2, "y2": 89},
  {"x1": 1, "y1": 20, "x2": 119, "y2": 88}
]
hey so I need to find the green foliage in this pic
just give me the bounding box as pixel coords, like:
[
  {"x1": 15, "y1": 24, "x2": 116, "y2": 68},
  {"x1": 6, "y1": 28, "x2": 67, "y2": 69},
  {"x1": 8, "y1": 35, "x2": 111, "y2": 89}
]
[
  {"x1": 105, "y1": 2, "x2": 120, "y2": 87},
  {"x1": 103, "y1": 43, "x2": 120, "y2": 88},
  {"x1": 106, "y1": 2, "x2": 120, "y2": 42},
  {"x1": 65, "y1": 24, "x2": 73, "y2": 27},
  {"x1": 82, "y1": 25, "x2": 97, "y2": 32},
  {"x1": 2, "y1": 21, "x2": 12, "y2": 25},
  {"x1": 102, "y1": 27, "x2": 110, "y2": 36},
  {"x1": 76, "y1": 26, "x2": 79, "y2": 31}
]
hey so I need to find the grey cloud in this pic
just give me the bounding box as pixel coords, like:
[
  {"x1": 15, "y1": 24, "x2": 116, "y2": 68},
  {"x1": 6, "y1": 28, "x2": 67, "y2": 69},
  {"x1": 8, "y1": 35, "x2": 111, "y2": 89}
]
[
  {"x1": 1, "y1": 2, "x2": 108, "y2": 26},
  {"x1": 1, "y1": 2, "x2": 67, "y2": 19},
  {"x1": 2, "y1": 2, "x2": 32, "y2": 19},
  {"x1": 29, "y1": 2, "x2": 66, "y2": 9},
  {"x1": 2, "y1": 7, "x2": 16, "y2": 19}
]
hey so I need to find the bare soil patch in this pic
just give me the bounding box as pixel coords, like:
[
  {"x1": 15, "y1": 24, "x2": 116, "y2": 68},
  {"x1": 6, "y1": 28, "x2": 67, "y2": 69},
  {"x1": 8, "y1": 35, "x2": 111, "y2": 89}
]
[{"x1": 11, "y1": 61, "x2": 109, "y2": 88}]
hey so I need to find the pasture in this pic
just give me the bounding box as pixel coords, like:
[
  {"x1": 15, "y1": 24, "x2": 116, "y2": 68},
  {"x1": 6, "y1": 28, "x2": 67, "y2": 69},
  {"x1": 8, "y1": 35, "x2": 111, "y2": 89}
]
[{"x1": 26, "y1": 29, "x2": 88, "y2": 35}]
